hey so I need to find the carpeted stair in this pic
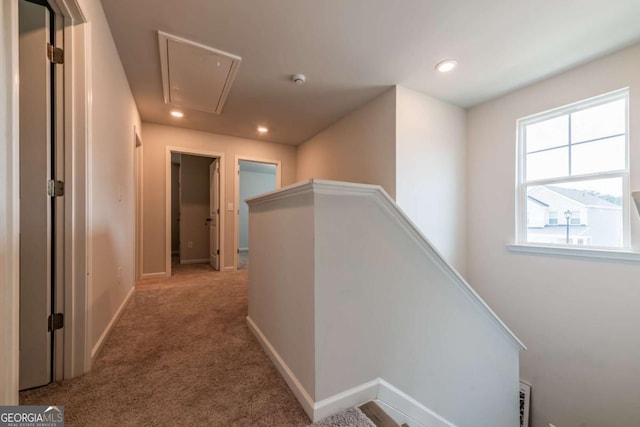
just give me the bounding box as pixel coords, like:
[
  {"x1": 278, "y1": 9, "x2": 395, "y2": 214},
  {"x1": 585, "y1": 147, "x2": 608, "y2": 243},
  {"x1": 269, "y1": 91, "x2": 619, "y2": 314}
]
[
  {"x1": 308, "y1": 407, "x2": 376, "y2": 427},
  {"x1": 309, "y1": 401, "x2": 408, "y2": 427}
]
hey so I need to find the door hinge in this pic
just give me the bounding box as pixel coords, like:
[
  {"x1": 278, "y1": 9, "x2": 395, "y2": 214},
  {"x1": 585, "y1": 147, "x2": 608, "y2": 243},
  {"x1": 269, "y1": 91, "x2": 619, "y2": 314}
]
[
  {"x1": 48, "y1": 313, "x2": 64, "y2": 332},
  {"x1": 47, "y1": 44, "x2": 64, "y2": 64},
  {"x1": 47, "y1": 180, "x2": 64, "y2": 197},
  {"x1": 217, "y1": 249, "x2": 220, "y2": 255}
]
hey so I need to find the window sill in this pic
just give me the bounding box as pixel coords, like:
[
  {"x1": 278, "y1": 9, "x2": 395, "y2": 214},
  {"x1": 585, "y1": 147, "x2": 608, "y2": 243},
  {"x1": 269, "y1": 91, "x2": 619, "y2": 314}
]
[{"x1": 506, "y1": 244, "x2": 640, "y2": 263}]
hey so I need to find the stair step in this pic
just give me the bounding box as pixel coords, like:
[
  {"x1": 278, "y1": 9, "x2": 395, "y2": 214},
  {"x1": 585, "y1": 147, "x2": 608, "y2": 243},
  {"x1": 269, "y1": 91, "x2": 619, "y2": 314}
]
[{"x1": 359, "y1": 401, "x2": 402, "y2": 427}]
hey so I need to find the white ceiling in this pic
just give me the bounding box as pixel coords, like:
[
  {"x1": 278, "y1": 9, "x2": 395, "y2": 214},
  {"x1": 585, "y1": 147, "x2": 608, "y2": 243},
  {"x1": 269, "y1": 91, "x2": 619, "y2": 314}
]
[{"x1": 100, "y1": 0, "x2": 640, "y2": 145}]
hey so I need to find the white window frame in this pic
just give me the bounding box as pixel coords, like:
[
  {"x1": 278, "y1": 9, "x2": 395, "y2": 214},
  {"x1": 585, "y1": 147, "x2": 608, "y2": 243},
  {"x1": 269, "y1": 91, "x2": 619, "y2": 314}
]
[
  {"x1": 570, "y1": 211, "x2": 581, "y2": 225},
  {"x1": 516, "y1": 88, "x2": 631, "y2": 251}
]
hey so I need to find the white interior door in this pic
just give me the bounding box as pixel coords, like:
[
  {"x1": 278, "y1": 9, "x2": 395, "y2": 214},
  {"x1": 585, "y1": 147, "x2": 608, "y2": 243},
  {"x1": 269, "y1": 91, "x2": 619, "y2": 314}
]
[
  {"x1": 19, "y1": 0, "x2": 52, "y2": 390},
  {"x1": 177, "y1": 158, "x2": 183, "y2": 264},
  {"x1": 209, "y1": 159, "x2": 220, "y2": 270}
]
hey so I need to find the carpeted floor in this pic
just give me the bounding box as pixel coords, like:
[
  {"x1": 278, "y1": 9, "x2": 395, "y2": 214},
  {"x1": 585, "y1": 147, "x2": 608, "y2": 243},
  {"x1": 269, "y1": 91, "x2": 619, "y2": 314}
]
[{"x1": 20, "y1": 263, "x2": 315, "y2": 426}]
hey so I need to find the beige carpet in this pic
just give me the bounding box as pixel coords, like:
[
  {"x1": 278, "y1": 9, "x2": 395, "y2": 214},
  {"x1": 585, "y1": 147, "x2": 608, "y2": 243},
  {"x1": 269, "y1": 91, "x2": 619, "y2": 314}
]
[{"x1": 20, "y1": 263, "x2": 313, "y2": 426}]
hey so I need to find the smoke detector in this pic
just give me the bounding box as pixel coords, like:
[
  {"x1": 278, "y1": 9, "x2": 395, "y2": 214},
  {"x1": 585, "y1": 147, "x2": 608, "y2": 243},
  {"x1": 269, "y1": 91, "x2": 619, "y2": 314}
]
[{"x1": 291, "y1": 74, "x2": 306, "y2": 85}]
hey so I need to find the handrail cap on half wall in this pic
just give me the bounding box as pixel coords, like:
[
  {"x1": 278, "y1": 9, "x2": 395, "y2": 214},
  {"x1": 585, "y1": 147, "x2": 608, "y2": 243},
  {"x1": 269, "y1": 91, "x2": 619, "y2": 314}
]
[{"x1": 247, "y1": 179, "x2": 526, "y2": 352}]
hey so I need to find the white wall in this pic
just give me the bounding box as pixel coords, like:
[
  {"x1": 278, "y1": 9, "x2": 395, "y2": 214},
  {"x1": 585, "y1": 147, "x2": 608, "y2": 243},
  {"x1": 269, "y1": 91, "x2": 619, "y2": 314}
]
[
  {"x1": 247, "y1": 181, "x2": 523, "y2": 426},
  {"x1": 239, "y1": 167, "x2": 277, "y2": 249},
  {"x1": 78, "y1": 0, "x2": 141, "y2": 358},
  {"x1": 141, "y1": 123, "x2": 297, "y2": 273},
  {"x1": 179, "y1": 154, "x2": 211, "y2": 262},
  {"x1": 297, "y1": 86, "x2": 466, "y2": 272},
  {"x1": 467, "y1": 43, "x2": 640, "y2": 427},
  {"x1": 395, "y1": 86, "x2": 467, "y2": 273},
  {"x1": 313, "y1": 188, "x2": 519, "y2": 427},
  {"x1": 0, "y1": 0, "x2": 20, "y2": 405},
  {"x1": 247, "y1": 186, "x2": 317, "y2": 399},
  {"x1": 297, "y1": 87, "x2": 397, "y2": 199}
]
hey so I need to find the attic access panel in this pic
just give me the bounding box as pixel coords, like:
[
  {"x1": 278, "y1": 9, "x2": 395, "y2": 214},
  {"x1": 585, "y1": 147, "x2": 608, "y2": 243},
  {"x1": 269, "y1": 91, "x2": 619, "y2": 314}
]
[{"x1": 158, "y1": 31, "x2": 241, "y2": 115}]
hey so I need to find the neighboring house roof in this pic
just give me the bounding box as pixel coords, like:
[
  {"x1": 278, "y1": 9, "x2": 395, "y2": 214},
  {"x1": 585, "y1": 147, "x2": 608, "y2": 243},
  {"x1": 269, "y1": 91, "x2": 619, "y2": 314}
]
[
  {"x1": 545, "y1": 186, "x2": 620, "y2": 208},
  {"x1": 527, "y1": 195, "x2": 549, "y2": 207}
]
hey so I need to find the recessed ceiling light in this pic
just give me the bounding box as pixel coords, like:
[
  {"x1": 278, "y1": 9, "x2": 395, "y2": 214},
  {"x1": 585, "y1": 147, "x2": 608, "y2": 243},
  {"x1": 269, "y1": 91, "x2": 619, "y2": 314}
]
[
  {"x1": 257, "y1": 126, "x2": 268, "y2": 134},
  {"x1": 435, "y1": 59, "x2": 458, "y2": 73},
  {"x1": 170, "y1": 110, "x2": 184, "y2": 118}
]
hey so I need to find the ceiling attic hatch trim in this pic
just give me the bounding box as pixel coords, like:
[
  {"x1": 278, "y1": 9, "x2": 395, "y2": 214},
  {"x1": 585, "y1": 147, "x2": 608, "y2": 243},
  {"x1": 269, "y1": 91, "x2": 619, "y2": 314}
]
[{"x1": 158, "y1": 31, "x2": 241, "y2": 115}]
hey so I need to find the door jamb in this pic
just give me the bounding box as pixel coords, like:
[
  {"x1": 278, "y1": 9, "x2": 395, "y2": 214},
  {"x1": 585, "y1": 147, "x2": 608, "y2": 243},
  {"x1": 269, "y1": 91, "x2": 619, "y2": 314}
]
[
  {"x1": 164, "y1": 146, "x2": 225, "y2": 277},
  {"x1": 209, "y1": 158, "x2": 221, "y2": 270},
  {"x1": 48, "y1": 0, "x2": 66, "y2": 384},
  {"x1": 50, "y1": 0, "x2": 90, "y2": 380},
  {"x1": 234, "y1": 156, "x2": 282, "y2": 270},
  {"x1": 134, "y1": 128, "x2": 143, "y2": 281},
  {"x1": 47, "y1": 0, "x2": 90, "y2": 379}
]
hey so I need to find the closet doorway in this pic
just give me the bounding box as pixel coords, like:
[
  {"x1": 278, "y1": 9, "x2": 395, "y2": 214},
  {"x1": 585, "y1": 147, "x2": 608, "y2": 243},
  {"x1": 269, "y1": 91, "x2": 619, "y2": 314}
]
[{"x1": 166, "y1": 148, "x2": 224, "y2": 276}]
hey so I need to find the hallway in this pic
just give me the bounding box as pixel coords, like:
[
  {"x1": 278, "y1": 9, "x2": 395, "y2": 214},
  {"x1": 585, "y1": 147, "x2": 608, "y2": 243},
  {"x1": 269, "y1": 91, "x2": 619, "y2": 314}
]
[{"x1": 20, "y1": 264, "x2": 310, "y2": 426}]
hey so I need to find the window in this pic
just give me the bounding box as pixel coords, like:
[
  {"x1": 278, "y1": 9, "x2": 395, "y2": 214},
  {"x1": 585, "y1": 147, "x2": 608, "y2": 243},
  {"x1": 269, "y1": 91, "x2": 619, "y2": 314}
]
[
  {"x1": 517, "y1": 89, "x2": 629, "y2": 249},
  {"x1": 570, "y1": 211, "x2": 581, "y2": 225}
]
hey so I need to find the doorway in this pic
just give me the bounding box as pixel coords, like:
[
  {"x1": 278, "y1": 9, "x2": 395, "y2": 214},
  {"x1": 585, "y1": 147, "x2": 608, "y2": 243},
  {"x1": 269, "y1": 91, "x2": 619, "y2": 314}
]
[
  {"x1": 234, "y1": 158, "x2": 280, "y2": 270},
  {"x1": 166, "y1": 148, "x2": 224, "y2": 276},
  {"x1": 18, "y1": 0, "x2": 64, "y2": 390},
  {"x1": 134, "y1": 129, "x2": 143, "y2": 281},
  {"x1": 170, "y1": 153, "x2": 180, "y2": 264}
]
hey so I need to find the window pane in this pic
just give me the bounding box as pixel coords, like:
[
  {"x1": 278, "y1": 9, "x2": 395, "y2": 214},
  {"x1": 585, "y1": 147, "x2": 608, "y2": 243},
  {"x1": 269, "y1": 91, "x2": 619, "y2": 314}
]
[
  {"x1": 526, "y1": 178, "x2": 623, "y2": 247},
  {"x1": 526, "y1": 115, "x2": 568, "y2": 153},
  {"x1": 526, "y1": 147, "x2": 568, "y2": 181},
  {"x1": 570, "y1": 211, "x2": 581, "y2": 225},
  {"x1": 571, "y1": 99, "x2": 625, "y2": 143},
  {"x1": 571, "y1": 136, "x2": 625, "y2": 176}
]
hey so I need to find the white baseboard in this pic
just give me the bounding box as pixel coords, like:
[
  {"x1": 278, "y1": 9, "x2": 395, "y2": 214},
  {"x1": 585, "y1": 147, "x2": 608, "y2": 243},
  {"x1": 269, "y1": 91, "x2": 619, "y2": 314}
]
[
  {"x1": 246, "y1": 316, "x2": 452, "y2": 425},
  {"x1": 313, "y1": 379, "x2": 378, "y2": 421},
  {"x1": 246, "y1": 316, "x2": 315, "y2": 419},
  {"x1": 377, "y1": 379, "x2": 455, "y2": 427},
  {"x1": 179, "y1": 258, "x2": 209, "y2": 265},
  {"x1": 375, "y1": 400, "x2": 426, "y2": 427},
  {"x1": 91, "y1": 286, "x2": 135, "y2": 365},
  {"x1": 140, "y1": 272, "x2": 168, "y2": 280}
]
